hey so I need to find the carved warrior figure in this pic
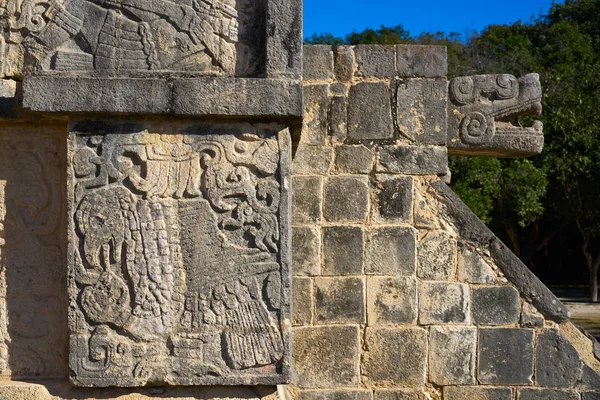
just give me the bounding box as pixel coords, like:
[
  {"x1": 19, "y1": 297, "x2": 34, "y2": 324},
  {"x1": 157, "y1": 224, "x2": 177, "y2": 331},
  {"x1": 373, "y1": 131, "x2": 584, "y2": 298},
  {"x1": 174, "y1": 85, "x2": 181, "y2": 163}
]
[
  {"x1": 70, "y1": 131, "x2": 285, "y2": 385},
  {"x1": 448, "y1": 73, "x2": 544, "y2": 157},
  {"x1": 1, "y1": 0, "x2": 238, "y2": 74}
]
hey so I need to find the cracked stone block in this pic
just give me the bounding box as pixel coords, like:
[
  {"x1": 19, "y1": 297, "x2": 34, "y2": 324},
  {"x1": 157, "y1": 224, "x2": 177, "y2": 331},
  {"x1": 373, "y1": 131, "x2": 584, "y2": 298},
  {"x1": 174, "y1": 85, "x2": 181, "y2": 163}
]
[
  {"x1": 376, "y1": 145, "x2": 448, "y2": 175},
  {"x1": 444, "y1": 387, "x2": 512, "y2": 400},
  {"x1": 303, "y1": 84, "x2": 330, "y2": 144},
  {"x1": 371, "y1": 175, "x2": 413, "y2": 224},
  {"x1": 478, "y1": 328, "x2": 534, "y2": 385},
  {"x1": 293, "y1": 277, "x2": 313, "y2": 326},
  {"x1": 292, "y1": 325, "x2": 360, "y2": 388},
  {"x1": 292, "y1": 176, "x2": 323, "y2": 223},
  {"x1": 347, "y1": 82, "x2": 393, "y2": 140},
  {"x1": 335, "y1": 46, "x2": 355, "y2": 82},
  {"x1": 417, "y1": 230, "x2": 457, "y2": 280},
  {"x1": 458, "y1": 245, "x2": 498, "y2": 284},
  {"x1": 396, "y1": 45, "x2": 447, "y2": 78},
  {"x1": 419, "y1": 282, "x2": 469, "y2": 325},
  {"x1": 322, "y1": 226, "x2": 364, "y2": 275},
  {"x1": 355, "y1": 45, "x2": 395, "y2": 78},
  {"x1": 293, "y1": 145, "x2": 333, "y2": 175},
  {"x1": 517, "y1": 388, "x2": 579, "y2": 400},
  {"x1": 300, "y1": 390, "x2": 373, "y2": 400},
  {"x1": 471, "y1": 286, "x2": 520, "y2": 326},
  {"x1": 304, "y1": 45, "x2": 334, "y2": 81},
  {"x1": 292, "y1": 226, "x2": 320, "y2": 276},
  {"x1": 520, "y1": 302, "x2": 545, "y2": 328},
  {"x1": 366, "y1": 276, "x2": 417, "y2": 325},
  {"x1": 535, "y1": 329, "x2": 582, "y2": 387},
  {"x1": 374, "y1": 390, "x2": 429, "y2": 400},
  {"x1": 362, "y1": 327, "x2": 427, "y2": 386},
  {"x1": 324, "y1": 175, "x2": 369, "y2": 222},
  {"x1": 335, "y1": 145, "x2": 374, "y2": 174},
  {"x1": 315, "y1": 277, "x2": 365, "y2": 324},
  {"x1": 429, "y1": 326, "x2": 476, "y2": 385},
  {"x1": 365, "y1": 226, "x2": 416, "y2": 276}
]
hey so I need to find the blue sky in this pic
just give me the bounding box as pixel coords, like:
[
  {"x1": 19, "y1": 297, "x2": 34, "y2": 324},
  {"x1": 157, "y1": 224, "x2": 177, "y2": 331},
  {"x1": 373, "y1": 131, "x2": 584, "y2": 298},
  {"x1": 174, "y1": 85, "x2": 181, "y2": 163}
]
[{"x1": 304, "y1": 0, "x2": 561, "y2": 40}]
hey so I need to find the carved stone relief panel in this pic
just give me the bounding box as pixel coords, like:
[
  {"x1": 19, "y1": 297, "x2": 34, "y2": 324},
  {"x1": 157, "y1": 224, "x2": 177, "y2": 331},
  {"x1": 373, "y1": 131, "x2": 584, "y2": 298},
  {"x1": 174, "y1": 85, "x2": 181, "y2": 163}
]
[{"x1": 68, "y1": 120, "x2": 291, "y2": 387}]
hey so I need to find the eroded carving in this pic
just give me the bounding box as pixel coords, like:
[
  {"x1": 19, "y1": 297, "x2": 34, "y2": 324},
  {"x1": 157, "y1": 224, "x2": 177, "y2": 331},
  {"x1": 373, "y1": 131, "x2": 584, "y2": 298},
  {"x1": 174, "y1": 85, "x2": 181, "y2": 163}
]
[
  {"x1": 69, "y1": 123, "x2": 289, "y2": 386},
  {"x1": 448, "y1": 73, "x2": 544, "y2": 157}
]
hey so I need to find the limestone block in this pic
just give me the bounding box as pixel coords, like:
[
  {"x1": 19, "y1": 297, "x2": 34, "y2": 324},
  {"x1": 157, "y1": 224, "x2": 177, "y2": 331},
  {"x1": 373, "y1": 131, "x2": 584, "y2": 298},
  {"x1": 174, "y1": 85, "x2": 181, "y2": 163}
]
[
  {"x1": 68, "y1": 120, "x2": 291, "y2": 386},
  {"x1": 314, "y1": 277, "x2": 365, "y2": 324},
  {"x1": 300, "y1": 389, "x2": 374, "y2": 400},
  {"x1": 335, "y1": 145, "x2": 374, "y2": 174},
  {"x1": 330, "y1": 95, "x2": 349, "y2": 143},
  {"x1": 348, "y1": 82, "x2": 394, "y2": 140},
  {"x1": 335, "y1": 46, "x2": 356, "y2": 82},
  {"x1": 458, "y1": 244, "x2": 499, "y2": 284},
  {"x1": 376, "y1": 145, "x2": 448, "y2": 175},
  {"x1": 396, "y1": 45, "x2": 447, "y2": 78},
  {"x1": 292, "y1": 325, "x2": 361, "y2": 388},
  {"x1": 582, "y1": 364, "x2": 600, "y2": 389},
  {"x1": 374, "y1": 389, "x2": 429, "y2": 400},
  {"x1": 419, "y1": 282, "x2": 469, "y2": 325},
  {"x1": 471, "y1": 286, "x2": 520, "y2": 326},
  {"x1": 322, "y1": 226, "x2": 364, "y2": 275},
  {"x1": 517, "y1": 388, "x2": 579, "y2": 400},
  {"x1": 371, "y1": 175, "x2": 414, "y2": 224},
  {"x1": 293, "y1": 277, "x2": 313, "y2": 326},
  {"x1": 304, "y1": 45, "x2": 335, "y2": 81},
  {"x1": 293, "y1": 145, "x2": 334, "y2": 175},
  {"x1": 365, "y1": 226, "x2": 417, "y2": 276},
  {"x1": 366, "y1": 276, "x2": 417, "y2": 325},
  {"x1": 303, "y1": 84, "x2": 330, "y2": 144},
  {"x1": 535, "y1": 329, "x2": 582, "y2": 387},
  {"x1": 428, "y1": 326, "x2": 476, "y2": 385},
  {"x1": 417, "y1": 230, "x2": 457, "y2": 280},
  {"x1": 520, "y1": 302, "x2": 545, "y2": 328},
  {"x1": 396, "y1": 79, "x2": 447, "y2": 145},
  {"x1": 478, "y1": 328, "x2": 534, "y2": 385},
  {"x1": 355, "y1": 45, "x2": 395, "y2": 78},
  {"x1": 292, "y1": 227, "x2": 321, "y2": 276},
  {"x1": 443, "y1": 386, "x2": 512, "y2": 400},
  {"x1": 0, "y1": 79, "x2": 17, "y2": 117},
  {"x1": 292, "y1": 176, "x2": 323, "y2": 224},
  {"x1": 362, "y1": 327, "x2": 427, "y2": 386},
  {"x1": 324, "y1": 175, "x2": 370, "y2": 222}
]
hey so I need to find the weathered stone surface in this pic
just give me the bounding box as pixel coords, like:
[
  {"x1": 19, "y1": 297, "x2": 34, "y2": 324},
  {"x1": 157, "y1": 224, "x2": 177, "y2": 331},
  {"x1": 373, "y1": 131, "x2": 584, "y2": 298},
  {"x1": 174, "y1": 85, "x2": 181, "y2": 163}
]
[
  {"x1": 348, "y1": 82, "x2": 394, "y2": 140},
  {"x1": 396, "y1": 79, "x2": 447, "y2": 145},
  {"x1": 429, "y1": 326, "x2": 476, "y2": 385},
  {"x1": 335, "y1": 145, "x2": 374, "y2": 174},
  {"x1": 293, "y1": 145, "x2": 334, "y2": 175},
  {"x1": 374, "y1": 389, "x2": 429, "y2": 400},
  {"x1": 322, "y1": 226, "x2": 364, "y2": 275},
  {"x1": 315, "y1": 277, "x2": 365, "y2": 324},
  {"x1": 536, "y1": 329, "x2": 582, "y2": 387},
  {"x1": 292, "y1": 325, "x2": 360, "y2": 388},
  {"x1": 478, "y1": 328, "x2": 534, "y2": 385},
  {"x1": 293, "y1": 277, "x2": 313, "y2": 326},
  {"x1": 419, "y1": 282, "x2": 469, "y2": 325},
  {"x1": 324, "y1": 175, "x2": 370, "y2": 222},
  {"x1": 458, "y1": 244, "x2": 499, "y2": 284},
  {"x1": 292, "y1": 227, "x2": 321, "y2": 276},
  {"x1": 330, "y1": 95, "x2": 348, "y2": 142},
  {"x1": 582, "y1": 364, "x2": 600, "y2": 389},
  {"x1": 471, "y1": 286, "x2": 520, "y2": 326},
  {"x1": 517, "y1": 388, "x2": 579, "y2": 400},
  {"x1": 335, "y1": 46, "x2": 356, "y2": 82},
  {"x1": 303, "y1": 84, "x2": 330, "y2": 144},
  {"x1": 371, "y1": 175, "x2": 413, "y2": 224},
  {"x1": 366, "y1": 276, "x2": 417, "y2": 325},
  {"x1": 376, "y1": 145, "x2": 448, "y2": 175},
  {"x1": 417, "y1": 230, "x2": 457, "y2": 280},
  {"x1": 0, "y1": 79, "x2": 18, "y2": 117},
  {"x1": 292, "y1": 176, "x2": 323, "y2": 224},
  {"x1": 520, "y1": 302, "x2": 545, "y2": 328},
  {"x1": 365, "y1": 226, "x2": 417, "y2": 276},
  {"x1": 396, "y1": 45, "x2": 447, "y2": 78},
  {"x1": 362, "y1": 327, "x2": 427, "y2": 386},
  {"x1": 68, "y1": 121, "x2": 291, "y2": 386},
  {"x1": 304, "y1": 45, "x2": 335, "y2": 81},
  {"x1": 447, "y1": 74, "x2": 543, "y2": 157},
  {"x1": 443, "y1": 386, "x2": 512, "y2": 400},
  {"x1": 300, "y1": 389, "x2": 373, "y2": 400},
  {"x1": 583, "y1": 394, "x2": 600, "y2": 400},
  {"x1": 355, "y1": 45, "x2": 395, "y2": 78}
]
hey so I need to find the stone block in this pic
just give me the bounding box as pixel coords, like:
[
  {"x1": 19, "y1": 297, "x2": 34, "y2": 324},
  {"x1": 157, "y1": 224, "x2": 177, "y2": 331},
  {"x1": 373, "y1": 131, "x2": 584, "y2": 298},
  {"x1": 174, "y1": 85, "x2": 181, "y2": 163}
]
[
  {"x1": 335, "y1": 46, "x2": 356, "y2": 82},
  {"x1": 330, "y1": 95, "x2": 348, "y2": 143},
  {"x1": 293, "y1": 277, "x2": 313, "y2": 326},
  {"x1": 366, "y1": 276, "x2": 417, "y2": 325},
  {"x1": 517, "y1": 389, "x2": 579, "y2": 400},
  {"x1": 535, "y1": 329, "x2": 582, "y2": 387},
  {"x1": 300, "y1": 390, "x2": 374, "y2": 400},
  {"x1": 396, "y1": 45, "x2": 447, "y2": 78},
  {"x1": 478, "y1": 328, "x2": 534, "y2": 385},
  {"x1": 347, "y1": 82, "x2": 394, "y2": 140},
  {"x1": 315, "y1": 277, "x2": 365, "y2": 324},
  {"x1": 292, "y1": 325, "x2": 361, "y2": 388},
  {"x1": 417, "y1": 230, "x2": 457, "y2": 280},
  {"x1": 292, "y1": 227, "x2": 321, "y2": 276},
  {"x1": 374, "y1": 389, "x2": 429, "y2": 400},
  {"x1": 371, "y1": 175, "x2": 413, "y2": 224},
  {"x1": 582, "y1": 364, "x2": 600, "y2": 389},
  {"x1": 0, "y1": 79, "x2": 17, "y2": 117},
  {"x1": 458, "y1": 244, "x2": 498, "y2": 284},
  {"x1": 428, "y1": 326, "x2": 476, "y2": 385},
  {"x1": 303, "y1": 84, "x2": 330, "y2": 144},
  {"x1": 355, "y1": 45, "x2": 395, "y2": 78},
  {"x1": 324, "y1": 175, "x2": 370, "y2": 222},
  {"x1": 335, "y1": 145, "x2": 374, "y2": 174},
  {"x1": 293, "y1": 145, "x2": 334, "y2": 175},
  {"x1": 396, "y1": 79, "x2": 447, "y2": 145},
  {"x1": 322, "y1": 226, "x2": 364, "y2": 275},
  {"x1": 520, "y1": 302, "x2": 545, "y2": 328},
  {"x1": 304, "y1": 45, "x2": 335, "y2": 81},
  {"x1": 419, "y1": 282, "x2": 469, "y2": 325},
  {"x1": 443, "y1": 387, "x2": 513, "y2": 400},
  {"x1": 471, "y1": 286, "x2": 520, "y2": 326},
  {"x1": 362, "y1": 327, "x2": 427, "y2": 386},
  {"x1": 292, "y1": 176, "x2": 323, "y2": 223},
  {"x1": 376, "y1": 145, "x2": 448, "y2": 175},
  {"x1": 365, "y1": 226, "x2": 417, "y2": 276}
]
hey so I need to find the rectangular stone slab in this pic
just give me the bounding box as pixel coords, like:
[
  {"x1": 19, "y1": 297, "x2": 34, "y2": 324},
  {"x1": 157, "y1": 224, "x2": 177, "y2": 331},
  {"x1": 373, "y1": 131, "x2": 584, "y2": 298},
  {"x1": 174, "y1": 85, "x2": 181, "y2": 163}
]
[{"x1": 67, "y1": 119, "x2": 291, "y2": 387}]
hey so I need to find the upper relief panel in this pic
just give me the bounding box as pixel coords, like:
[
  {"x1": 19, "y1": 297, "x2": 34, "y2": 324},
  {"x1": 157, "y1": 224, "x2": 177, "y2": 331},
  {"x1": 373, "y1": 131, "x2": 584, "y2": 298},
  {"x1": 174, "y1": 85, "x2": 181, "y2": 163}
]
[{"x1": 0, "y1": 0, "x2": 298, "y2": 78}]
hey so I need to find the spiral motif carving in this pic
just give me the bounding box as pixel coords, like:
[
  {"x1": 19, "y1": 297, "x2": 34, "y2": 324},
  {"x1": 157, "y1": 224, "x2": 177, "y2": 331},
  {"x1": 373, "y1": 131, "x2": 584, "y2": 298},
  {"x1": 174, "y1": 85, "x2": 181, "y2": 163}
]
[
  {"x1": 460, "y1": 112, "x2": 491, "y2": 145},
  {"x1": 496, "y1": 74, "x2": 518, "y2": 99},
  {"x1": 449, "y1": 76, "x2": 475, "y2": 105}
]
